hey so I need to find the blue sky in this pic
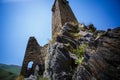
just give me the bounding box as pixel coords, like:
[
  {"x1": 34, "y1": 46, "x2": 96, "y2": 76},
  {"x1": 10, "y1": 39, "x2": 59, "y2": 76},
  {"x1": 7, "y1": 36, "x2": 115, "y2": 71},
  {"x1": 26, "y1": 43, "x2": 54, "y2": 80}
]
[{"x1": 0, "y1": 0, "x2": 120, "y2": 66}]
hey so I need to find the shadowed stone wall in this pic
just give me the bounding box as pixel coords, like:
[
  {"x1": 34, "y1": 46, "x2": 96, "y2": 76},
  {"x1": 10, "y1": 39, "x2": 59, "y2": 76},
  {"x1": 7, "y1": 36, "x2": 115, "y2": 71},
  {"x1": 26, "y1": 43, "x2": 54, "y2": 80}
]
[
  {"x1": 20, "y1": 37, "x2": 44, "y2": 77},
  {"x1": 52, "y1": 0, "x2": 78, "y2": 38}
]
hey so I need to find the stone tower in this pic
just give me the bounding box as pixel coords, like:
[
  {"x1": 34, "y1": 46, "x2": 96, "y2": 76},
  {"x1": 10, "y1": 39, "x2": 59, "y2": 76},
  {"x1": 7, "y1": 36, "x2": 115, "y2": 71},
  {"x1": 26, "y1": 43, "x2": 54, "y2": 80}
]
[
  {"x1": 20, "y1": 0, "x2": 78, "y2": 78},
  {"x1": 52, "y1": 0, "x2": 78, "y2": 38},
  {"x1": 20, "y1": 37, "x2": 44, "y2": 77}
]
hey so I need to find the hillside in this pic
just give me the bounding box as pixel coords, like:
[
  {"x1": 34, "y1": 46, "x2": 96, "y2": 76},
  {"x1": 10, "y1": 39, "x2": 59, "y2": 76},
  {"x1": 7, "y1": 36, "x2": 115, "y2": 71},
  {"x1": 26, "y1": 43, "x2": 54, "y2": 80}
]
[
  {"x1": 0, "y1": 68, "x2": 17, "y2": 80},
  {"x1": 0, "y1": 63, "x2": 21, "y2": 80},
  {"x1": 0, "y1": 63, "x2": 21, "y2": 75}
]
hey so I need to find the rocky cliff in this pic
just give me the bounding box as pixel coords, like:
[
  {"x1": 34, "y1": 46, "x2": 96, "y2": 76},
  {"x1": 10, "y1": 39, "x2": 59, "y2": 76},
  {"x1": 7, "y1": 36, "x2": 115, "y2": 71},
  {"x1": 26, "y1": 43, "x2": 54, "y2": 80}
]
[
  {"x1": 43, "y1": 22, "x2": 120, "y2": 80},
  {"x1": 20, "y1": 0, "x2": 120, "y2": 79}
]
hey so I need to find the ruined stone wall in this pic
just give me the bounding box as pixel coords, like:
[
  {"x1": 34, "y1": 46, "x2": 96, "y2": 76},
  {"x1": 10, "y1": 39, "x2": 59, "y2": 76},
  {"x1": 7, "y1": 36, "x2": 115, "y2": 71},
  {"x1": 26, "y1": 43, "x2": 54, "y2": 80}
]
[
  {"x1": 52, "y1": 0, "x2": 62, "y2": 37},
  {"x1": 41, "y1": 44, "x2": 49, "y2": 61},
  {"x1": 52, "y1": 0, "x2": 78, "y2": 38},
  {"x1": 20, "y1": 37, "x2": 44, "y2": 77}
]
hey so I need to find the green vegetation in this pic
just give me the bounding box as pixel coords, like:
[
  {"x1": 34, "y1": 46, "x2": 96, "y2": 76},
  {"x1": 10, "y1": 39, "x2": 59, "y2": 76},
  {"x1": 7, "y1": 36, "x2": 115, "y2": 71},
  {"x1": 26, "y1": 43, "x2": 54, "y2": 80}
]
[
  {"x1": 0, "y1": 63, "x2": 21, "y2": 75},
  {"x1": 73, "y1": 44, "x2": 88, "y2": 64},
  {"x1": 0, "y1": 63, "x2": 21, "y2": 80},
  {"x1": 0, "y1": 68, "x2": 17, "y2": 80},
  {"x1": 39, "y1": 76, "x2": 49, "y2": 80},
  {"x1": 78, "y1": 24, "x2": 82, "y2": 31},
  {"x1": 75, "y1": 57, "x2": 84, "y2": 64},
  {"x1": 70, "y1": 32, "x2": 80, "y2": 37},
  {"x1": 64, "y1": 43, "x2": 70, "y2": 47},
  {"x1": 69, "y1": 20, "x2": 78, "y2": 26},
  {"x1": 50, "y1": 32, "x2": 61, "y2": 44}
]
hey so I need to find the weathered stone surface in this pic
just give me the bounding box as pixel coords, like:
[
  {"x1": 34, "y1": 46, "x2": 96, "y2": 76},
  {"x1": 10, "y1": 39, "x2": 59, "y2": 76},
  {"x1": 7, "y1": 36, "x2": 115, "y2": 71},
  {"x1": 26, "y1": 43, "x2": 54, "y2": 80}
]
[
  {"x1": 72, "y1": 27, "x2": 120, "y2": 80},
  {"x1": 48, "y1": 44, "x2": 73, "y2": 80},
  {"x1": 56, "y1": 35, "x2": 79, "y2": 48},
  {"x1": 21, "y1": 0, "x2": 120, "y2": 80},
  {"x1": 45, "y1": 23, "x2": 79, "y2": 80},
  {"x1": 87, "y1": 24, "x2": 96, "y2": 32},
  {"x1": 62, "y1": 23, "x2": 79, "y2": 33},
  {"x1": 45, "y1": 22, "x2": 120, "y2": 80},
  {"x1": 52, "y1": 0, "x2": 78, "y2": 38},
  {"x1": 20, "y1": 37, "x2": 45, "y2": 78},
  {"x1": 24, "y1": 75, "x2": 37, "y2": 80}
]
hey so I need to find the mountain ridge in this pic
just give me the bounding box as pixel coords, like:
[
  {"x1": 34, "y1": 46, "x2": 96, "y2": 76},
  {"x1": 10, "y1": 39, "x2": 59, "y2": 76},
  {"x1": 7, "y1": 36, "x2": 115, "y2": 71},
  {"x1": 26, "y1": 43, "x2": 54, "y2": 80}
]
[{"x1": 0, "y1": 63, "x2": 21, "y2": 75}]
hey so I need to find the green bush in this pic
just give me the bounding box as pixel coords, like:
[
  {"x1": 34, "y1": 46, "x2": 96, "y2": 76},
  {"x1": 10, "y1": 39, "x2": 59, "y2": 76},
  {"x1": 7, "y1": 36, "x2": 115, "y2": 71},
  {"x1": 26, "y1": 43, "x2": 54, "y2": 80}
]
[
  {"x1": 70, "y1": 32, "x2": 80, "y2": 37},
  {"x1": 75, "y1": 57, "x2": 84, "y2": 64},
  {"x1": 73, "y1": 44, "x2": 88, "y2": 64}
]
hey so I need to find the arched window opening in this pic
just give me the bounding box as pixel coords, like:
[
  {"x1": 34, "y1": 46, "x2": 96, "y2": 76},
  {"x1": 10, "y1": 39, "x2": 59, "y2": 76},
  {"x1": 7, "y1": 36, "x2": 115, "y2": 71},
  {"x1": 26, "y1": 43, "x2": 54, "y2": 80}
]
[{"x1": 27, "y1": 61, "x2": 33, "y2": 69}]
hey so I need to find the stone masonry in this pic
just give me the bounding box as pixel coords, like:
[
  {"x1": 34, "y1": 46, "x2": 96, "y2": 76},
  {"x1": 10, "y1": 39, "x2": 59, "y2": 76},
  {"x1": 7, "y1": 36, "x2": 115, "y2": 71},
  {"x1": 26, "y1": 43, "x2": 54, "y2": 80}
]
[
  {"x1": 21, "y1": 0, "x2": 78, "y2": 78},
  {"x1": 52, "y1": 0, "x2": 78, "y2": 38},
  {"x1": 20, "y1": 37, "x2": 45, "y2": 77}
]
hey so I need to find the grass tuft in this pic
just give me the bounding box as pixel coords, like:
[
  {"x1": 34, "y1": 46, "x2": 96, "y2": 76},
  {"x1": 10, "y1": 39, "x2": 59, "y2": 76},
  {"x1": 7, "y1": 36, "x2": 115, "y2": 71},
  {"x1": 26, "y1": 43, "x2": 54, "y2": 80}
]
[{"x1": 73, "y1": 43, "x2": 88, "y2": 64}]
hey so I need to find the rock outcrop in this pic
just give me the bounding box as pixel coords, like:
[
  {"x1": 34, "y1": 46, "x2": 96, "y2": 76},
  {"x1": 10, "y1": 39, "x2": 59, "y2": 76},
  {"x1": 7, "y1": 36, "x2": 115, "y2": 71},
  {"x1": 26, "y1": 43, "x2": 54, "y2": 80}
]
[
  {"x1": 21, "y1": 0, "x2": 120, "y2": 80},
  {"x1": 73, "y1": 27, "x2": 120, "y2": 80},
  {"x1": 44, "y1": 23, "x2": 79, "y2": 80},
  {"x1": 44, "y1": 22, "x2": 120, "y2": 80}
]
